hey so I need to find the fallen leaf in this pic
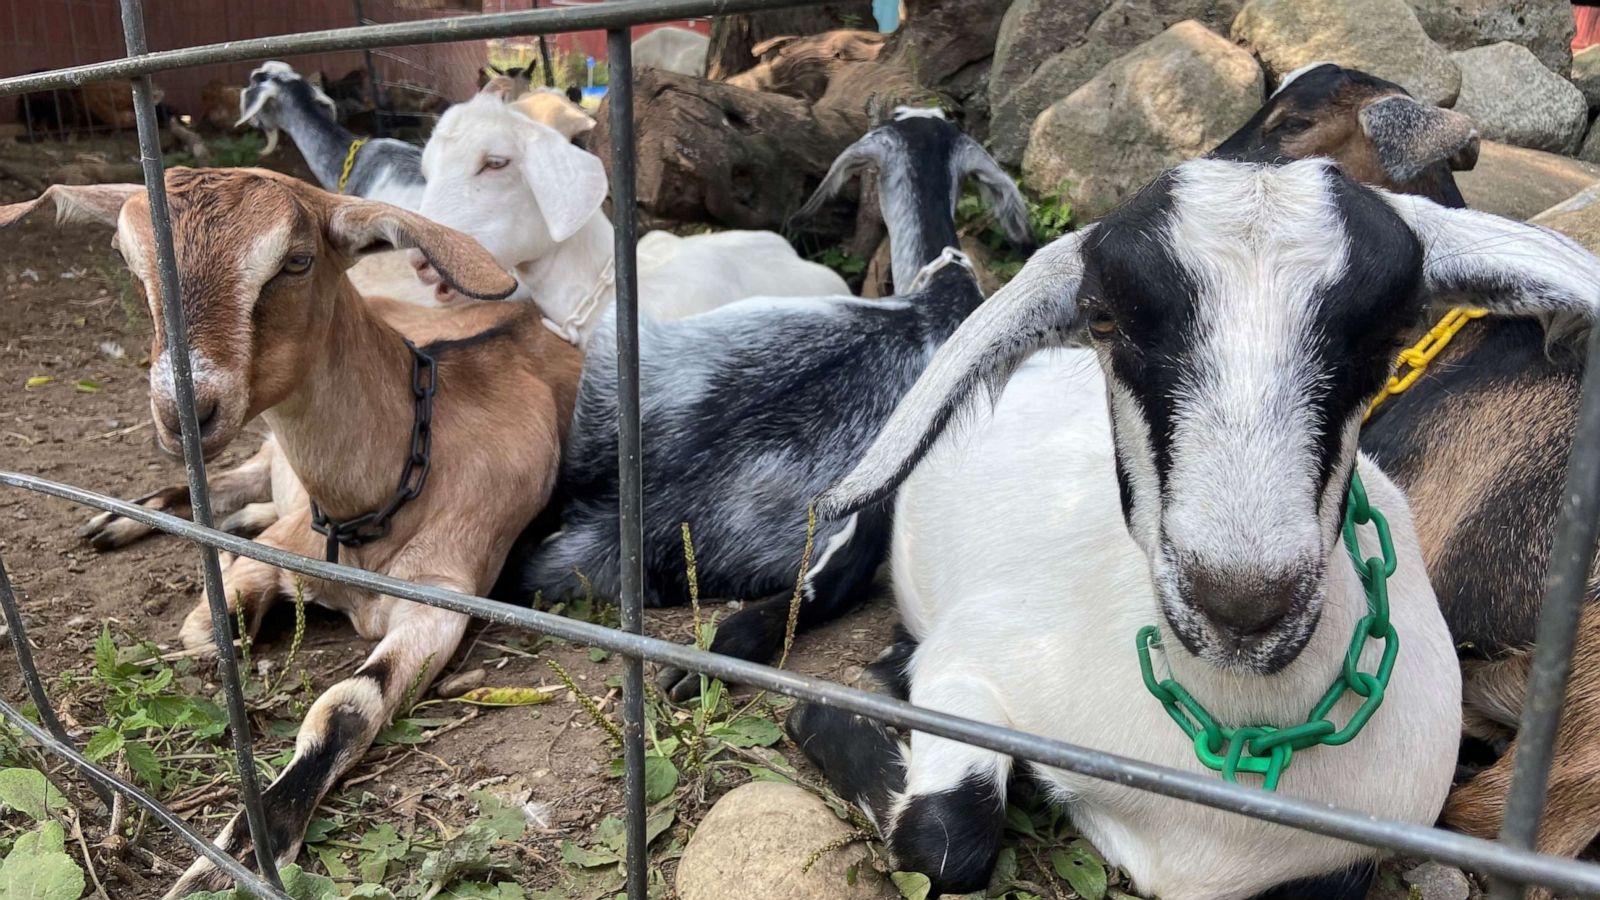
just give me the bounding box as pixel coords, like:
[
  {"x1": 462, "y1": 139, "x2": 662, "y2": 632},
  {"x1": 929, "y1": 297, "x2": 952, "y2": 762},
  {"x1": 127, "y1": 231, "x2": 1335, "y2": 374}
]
[{"x1": 24, "y1": 375, "x2": 53, "y2": 389}]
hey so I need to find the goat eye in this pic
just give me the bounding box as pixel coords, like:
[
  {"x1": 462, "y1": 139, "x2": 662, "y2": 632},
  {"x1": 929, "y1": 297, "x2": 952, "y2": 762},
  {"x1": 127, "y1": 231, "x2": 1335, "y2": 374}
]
[
  {"x1": 282, "y1": 254, "x2": 313, "y2": 275},
  {"x1": 1275, "y1": 115, "x2": 1314, "y2": 134},
  {"x1": 1088, "y1": 311, "x2": 1118, "y2": 339},
  {"x1": 479, "y1": 156, "x2": 511, "y2": 174}
]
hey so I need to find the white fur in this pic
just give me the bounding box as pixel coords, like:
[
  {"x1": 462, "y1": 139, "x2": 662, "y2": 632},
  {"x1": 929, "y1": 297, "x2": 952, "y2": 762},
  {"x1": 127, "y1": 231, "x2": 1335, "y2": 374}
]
[
  {"x1": 631, "y1": 26, "x2": 709, "y2": 77},
  {"x1": 890, "y1": 350, "x2": 1461, "y2": 900},
  {"x1": 419, "y1": 95, "x2": 849, "y2": 347}
]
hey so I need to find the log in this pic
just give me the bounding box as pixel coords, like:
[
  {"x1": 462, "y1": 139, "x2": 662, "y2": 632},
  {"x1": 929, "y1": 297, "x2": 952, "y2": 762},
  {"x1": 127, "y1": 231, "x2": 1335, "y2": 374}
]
[
  {"x1": 706, "y1": 3, "x2": 875, "y2": 80},
  {"x1": 590, "y1": 69, "x2": 868, "y2": 237},
  {"x1": 725, "y1": 30, "x2": 887, "y2": 102}
]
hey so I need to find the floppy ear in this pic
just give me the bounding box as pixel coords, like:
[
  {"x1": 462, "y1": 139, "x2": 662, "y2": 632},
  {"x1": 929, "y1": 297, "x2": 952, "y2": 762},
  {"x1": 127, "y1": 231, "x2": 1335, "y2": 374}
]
[
  {"x1": 955, "y1": 134, "x2": 1036, "y2": 254},
  {"x1": 0, "y1": 183, "x2": 143, "y2": 229},
  {"x1": 1359, "y1": 96, "x2": 1479, "y2": 181},
  {"x1": 327, "y1": 199, "x2": 518, "y2": 300},
  {"x1": 236, "y1": 82, "x2": 276, "y2": 128},
  {"x1": 817, "y1": 228, "x2": 1093, "y2": 517},
  {"x1": 519, "y1": 127, "x2": 608, "y2": 243},
  {"x1": 793, "y1": 131, "x2": 887, "y2": 222},
  {"x1": 1385, "y1": 194, "x2": 1600, "y2": 319}
]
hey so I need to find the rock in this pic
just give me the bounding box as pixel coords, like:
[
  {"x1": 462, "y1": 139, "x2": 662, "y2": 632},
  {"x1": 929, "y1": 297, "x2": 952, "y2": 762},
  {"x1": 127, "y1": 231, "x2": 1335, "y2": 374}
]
[
  {"x1": 1231, "y1": 0, "x2": 1460, "y2": 107},
  {"x1": 1023, "y1": 20, "x2": 1263, "y2": 221},
  {"x1": 1580, "y1": 123, "x2": 1600, "y2": 167},
  {"x1": 1408, "y1": 0, "x2": 1574, "y2": 77},
  {"x1": 1402, "y1": 860, "x2": 1473, "y2": 900},
  {"x1": 1449, "y1": 43, "x2": 1588, "y2": 155},
  {"x1": 987, "y1": 0, "x2": 1243, "y2": 166},
  {"x1": 1573, "y1": 45, "x2": 1600, "y2": 111},
  {"x1": 1530, "y1": 181, "x2": 1600, "y2": 253},
  {"x1": 1456, "y1": 141, "x2": 1600, "y2": 220},
  {"x1": 676, "y1": 782, "x2": 895, "y2": 900}
]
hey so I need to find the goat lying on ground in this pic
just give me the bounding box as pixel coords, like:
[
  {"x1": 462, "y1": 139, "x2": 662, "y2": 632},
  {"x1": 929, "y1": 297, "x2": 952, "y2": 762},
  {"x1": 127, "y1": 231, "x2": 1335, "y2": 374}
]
[
  {"x1": 415, "y1": 92, "x2": 850, "y2": 345},
  {"x1": 517, "y1": 109, "x2": 1032, "y2": 699},
  {"x1": 0, "y1": 171, "x2": 581, "y2": 895},
  {"x1": 793, "y1": 151, "x2": 1600, "y2": 898}
]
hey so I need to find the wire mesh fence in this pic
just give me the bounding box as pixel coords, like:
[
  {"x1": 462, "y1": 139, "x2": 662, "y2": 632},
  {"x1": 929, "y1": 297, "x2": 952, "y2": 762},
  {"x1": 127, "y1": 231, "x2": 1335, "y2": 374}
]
[{"x1": 2, "y1": 1, "x2": 1600, "y2": 898}]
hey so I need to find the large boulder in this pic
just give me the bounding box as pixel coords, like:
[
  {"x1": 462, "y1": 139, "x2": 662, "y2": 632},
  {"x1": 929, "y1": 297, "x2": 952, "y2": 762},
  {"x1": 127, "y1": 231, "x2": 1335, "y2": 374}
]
[
  {"x1": 676, "y1": 782, "x2": 897, "y2": 900},
  {"x1": 1023, "y1": 20, "x2": 1263, "y2": 221},
  {"x1": 1408, "y1": 0, "x2": 1574, "y2": 77},
  {"x1": 1530, "y1": 182, "x2": 1600, "y2": 254},
  {"x1": 987, "y1": 0, "x2": 1243, "y2": 166},
  {"x1": 1449, "y1": 43, "x2": 1588, "y2": 155},
  {"x1": 1573, "y1": 45, "x2": 1600, "y2": 112},
  {"x1": 1456, "y1": 141, "x2": 1600, "y2": 220},
  {"x1": 1231, "y1": 0, "x2": 1460, "y2": 106}
]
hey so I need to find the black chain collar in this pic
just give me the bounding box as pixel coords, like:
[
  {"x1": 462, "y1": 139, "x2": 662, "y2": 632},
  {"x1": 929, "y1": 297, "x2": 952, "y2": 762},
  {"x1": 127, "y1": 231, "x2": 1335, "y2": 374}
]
[{"x1": 309, "y1": 339, "x2": 437, "y2": 564}]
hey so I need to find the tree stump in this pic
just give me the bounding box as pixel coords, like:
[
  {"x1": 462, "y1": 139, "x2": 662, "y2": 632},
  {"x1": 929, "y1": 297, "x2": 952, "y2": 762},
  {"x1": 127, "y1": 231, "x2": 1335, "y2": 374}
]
[{"x1": 706, "y1": 4, "x2": 876, "y2": 80}]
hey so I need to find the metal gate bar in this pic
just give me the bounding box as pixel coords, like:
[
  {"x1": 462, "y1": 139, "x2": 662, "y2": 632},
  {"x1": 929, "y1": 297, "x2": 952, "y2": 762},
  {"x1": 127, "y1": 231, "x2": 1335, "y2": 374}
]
[
  {"x1": 0, "y1": 1, "x2": 1598, "y2": 898},
  {"x1": 7, "y1": 471, "x2": 1600, "y2": 897}
]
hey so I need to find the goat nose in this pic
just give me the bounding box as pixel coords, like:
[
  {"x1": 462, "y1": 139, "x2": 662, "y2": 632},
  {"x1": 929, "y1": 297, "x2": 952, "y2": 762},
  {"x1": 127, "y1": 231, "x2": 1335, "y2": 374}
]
[
  {"x1": 158, "y1": 397, "x2": 219, "y2": 439},
  {"x1": 1185, "y1": 566, "x2": 1306, "y2": 637}
]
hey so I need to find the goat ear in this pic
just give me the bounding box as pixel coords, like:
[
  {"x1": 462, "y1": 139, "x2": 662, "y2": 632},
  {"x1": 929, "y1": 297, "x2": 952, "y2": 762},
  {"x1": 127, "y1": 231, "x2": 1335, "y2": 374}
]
[
  {"x1": 956, "y1": 134, "x2": 1036, "y2": 255},
  {"x1": 816, "y1": 228, "x2": 1092, "y2": 518},
  {"x1": 1386, "y1": 194, "x2": 1600, "y2": 320},
  {"x1": 327, "y1": 200, "x2": 518, "y2": 300},
  {"x1": 1359, "y1": 96, "x2": 1480, "y2": 182},
  {"x1": 794, "y1": 132, "x2": 884, "y2": 222},
  {"x1": 519, "y1": 129, "x2": 607, "y2": 243},
  {"x1": 236, "y1": 82, "x2": 276, "y2": 128},
  {"x1": 0, "y1": 183, "x2": 142, "y2": 229}
]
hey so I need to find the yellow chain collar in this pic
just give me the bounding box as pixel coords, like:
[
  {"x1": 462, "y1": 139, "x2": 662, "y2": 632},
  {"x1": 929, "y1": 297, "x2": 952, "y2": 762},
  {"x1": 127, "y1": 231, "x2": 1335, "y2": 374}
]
[
  {"x1": 337, "y1": 137, "x2": 369, "y2": 195},
  {"x1": 1364, "y1": 306, "x2": 1487, "y2": 422}
]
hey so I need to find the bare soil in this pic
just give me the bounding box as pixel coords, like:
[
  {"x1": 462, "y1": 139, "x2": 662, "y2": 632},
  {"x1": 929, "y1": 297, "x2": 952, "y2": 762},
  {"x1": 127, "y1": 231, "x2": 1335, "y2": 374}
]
[{"x1": 0, "y1": 143, "x2": 897, "y2": 898}]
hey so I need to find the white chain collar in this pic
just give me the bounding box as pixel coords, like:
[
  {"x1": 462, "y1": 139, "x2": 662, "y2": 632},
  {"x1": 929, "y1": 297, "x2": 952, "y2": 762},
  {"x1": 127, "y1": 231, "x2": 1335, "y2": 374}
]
[{"x1": 541, "y1": 253, "x2": 616, "y2": 346}]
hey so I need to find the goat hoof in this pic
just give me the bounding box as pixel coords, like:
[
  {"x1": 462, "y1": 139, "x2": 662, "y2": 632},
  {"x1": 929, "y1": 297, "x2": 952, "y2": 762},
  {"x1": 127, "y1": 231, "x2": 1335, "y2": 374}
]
[
  {"x1": 654, "y1": 665, "x2": 703, "y2": 703},
  {"x1": 78, "y1": 512, "x2": 144, "y2": 551}
]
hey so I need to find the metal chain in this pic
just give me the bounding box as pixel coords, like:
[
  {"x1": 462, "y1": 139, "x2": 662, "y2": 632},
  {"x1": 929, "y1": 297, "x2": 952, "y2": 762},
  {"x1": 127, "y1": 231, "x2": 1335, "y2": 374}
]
[
  {"x1": 310, "y1": 340, "x2": 436, "y2": 563},
  {"x1": 1135, "y1": 469, "x2": 1398, "y2": 791}
]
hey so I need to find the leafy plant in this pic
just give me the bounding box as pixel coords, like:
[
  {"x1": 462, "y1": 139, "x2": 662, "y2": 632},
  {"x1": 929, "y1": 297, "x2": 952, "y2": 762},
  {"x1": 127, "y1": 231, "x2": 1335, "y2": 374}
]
[
  {"x1": 164, "y1": 132, "x2": 267, "y2": 169},
  {"x1": 814, "y1": 246, "x2": 869, "y2": 279},
  {"x1": 0, "y1": 821, "x2": 85, "y2": 900}
]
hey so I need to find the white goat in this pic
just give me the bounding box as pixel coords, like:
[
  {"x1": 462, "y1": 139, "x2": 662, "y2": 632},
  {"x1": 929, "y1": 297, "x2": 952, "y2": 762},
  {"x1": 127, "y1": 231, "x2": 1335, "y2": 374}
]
[
  {"x1": 416, "y1": 93, "x2": 849, "y2": 346},
  {"x1": 792, "y1": 156, "x2": 1600, "y2": 898}
]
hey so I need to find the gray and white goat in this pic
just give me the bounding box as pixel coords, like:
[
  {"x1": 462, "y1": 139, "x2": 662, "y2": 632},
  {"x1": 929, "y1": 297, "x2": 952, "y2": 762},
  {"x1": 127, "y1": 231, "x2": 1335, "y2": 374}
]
[{"x1": 519, "y1": 109, "x2": 1033, "y2": 698}]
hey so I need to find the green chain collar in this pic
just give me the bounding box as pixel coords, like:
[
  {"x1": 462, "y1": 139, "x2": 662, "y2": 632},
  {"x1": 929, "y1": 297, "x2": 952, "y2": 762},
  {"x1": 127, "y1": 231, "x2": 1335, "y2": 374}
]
[{"x1": 1135, "y1": 469, "x2": 1398, "y2": 791}]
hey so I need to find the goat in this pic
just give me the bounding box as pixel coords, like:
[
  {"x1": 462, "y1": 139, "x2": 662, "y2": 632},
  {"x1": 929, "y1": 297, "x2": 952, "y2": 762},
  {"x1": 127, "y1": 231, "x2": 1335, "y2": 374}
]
[
  {"x1": 479, "y1": 77, "x2": 596, "y2": 141},
  {"x1": 516, "y1": 109, "x2": 1032, "y2": 700},
  {"x1": 0, "y1": 169, "x2": 580, "y2": 895},
  {"x1": 237, "y1": 61, "x2": 424, "y2": 209},
  {"x1": 415, "y1": 92, "x2": 849, "y2": 345},
  {"x1": 790, "y1": 151, "x2": 1600, "y2": 898}
]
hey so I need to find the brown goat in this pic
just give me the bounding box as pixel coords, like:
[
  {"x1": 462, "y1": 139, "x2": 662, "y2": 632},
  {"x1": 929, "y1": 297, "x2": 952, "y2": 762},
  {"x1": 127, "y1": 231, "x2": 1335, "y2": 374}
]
[{"x1": 0, "y1": 170, "x2": 581, "y2": 894}]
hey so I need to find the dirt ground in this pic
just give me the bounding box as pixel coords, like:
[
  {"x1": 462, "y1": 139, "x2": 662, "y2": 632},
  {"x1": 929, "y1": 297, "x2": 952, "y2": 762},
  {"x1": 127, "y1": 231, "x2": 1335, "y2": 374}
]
[{"x1": 0, "y1": 139, "x2": 898, "y2": 899}]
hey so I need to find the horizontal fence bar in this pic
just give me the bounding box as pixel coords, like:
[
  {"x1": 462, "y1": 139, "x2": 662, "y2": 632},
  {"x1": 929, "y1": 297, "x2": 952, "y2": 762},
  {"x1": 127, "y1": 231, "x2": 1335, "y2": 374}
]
[
  {"x1": 0, "y1": 0, "x2": 817, "y2": 97},
  {"x1": 6, "y1": 471, "x2": 1600, "y2": 897},
  {"x1": 0, "y1": 694, "x2": 292, "y2": 900}
]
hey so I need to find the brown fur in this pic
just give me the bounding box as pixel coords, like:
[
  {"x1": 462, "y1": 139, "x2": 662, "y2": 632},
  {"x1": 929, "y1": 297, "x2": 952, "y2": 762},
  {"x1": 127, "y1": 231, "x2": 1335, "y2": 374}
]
[{"x1": 0, "y1": 171, "x2": 580, "y2": 893}]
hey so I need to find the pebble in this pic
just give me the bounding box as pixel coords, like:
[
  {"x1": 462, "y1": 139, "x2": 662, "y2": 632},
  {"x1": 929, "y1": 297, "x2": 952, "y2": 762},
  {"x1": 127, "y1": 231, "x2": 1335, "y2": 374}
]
[
  {"x1": 435, "y1": 667, "x2": 487, "y2": 698},
  {"x1": 1404, "y1": 861, "x2": 1474, "y2": 900}
]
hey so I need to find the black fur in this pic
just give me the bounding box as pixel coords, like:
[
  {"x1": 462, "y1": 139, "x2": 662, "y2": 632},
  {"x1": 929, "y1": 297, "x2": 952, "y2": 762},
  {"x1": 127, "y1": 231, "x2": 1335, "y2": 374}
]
[
  {"x1": 890, "y1": 777, "x2": 1008, "y2": 896},
  {"x1": 1246, "y1": 862, "x2": 1375, "y2": 900}
]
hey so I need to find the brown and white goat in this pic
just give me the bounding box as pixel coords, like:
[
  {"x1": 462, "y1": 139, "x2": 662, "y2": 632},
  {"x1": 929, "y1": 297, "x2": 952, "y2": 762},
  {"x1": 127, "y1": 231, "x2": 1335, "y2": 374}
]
[
  {"x1": 1221, "y1": 61, "x2": 1600, "y2": 877},
  {"x1": 0, "y1": 170, "x2": 581, "y2": 894}
]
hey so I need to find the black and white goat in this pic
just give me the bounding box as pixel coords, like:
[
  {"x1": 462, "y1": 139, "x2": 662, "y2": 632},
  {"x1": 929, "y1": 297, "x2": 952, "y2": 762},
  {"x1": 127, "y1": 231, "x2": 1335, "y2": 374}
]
[
  {"x1": 518, "y1": 110, "x2": 1032, "y2": 698},
  {"x1": 238, "y1": 61, "x2": 424, "y2": 209},
  {"x1": 790, "y1": 155, "x2": 1600, "y2": 898}
]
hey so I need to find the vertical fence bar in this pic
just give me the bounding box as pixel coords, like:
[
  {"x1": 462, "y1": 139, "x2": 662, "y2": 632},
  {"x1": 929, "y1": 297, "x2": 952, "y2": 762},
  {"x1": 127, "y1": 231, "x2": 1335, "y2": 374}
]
[
  {"x1": 1489, "y1": 325, "x2": 1600, "y2": 900},
  {"x1": 116, "y1": 0, "x2": 283, "y2": 888},
  {"x1": 607, "y1": 26, "x2": 649, "y2": 900},
  {"x1": 0, "y1": 551, "x2": 114, "y2": 806}
]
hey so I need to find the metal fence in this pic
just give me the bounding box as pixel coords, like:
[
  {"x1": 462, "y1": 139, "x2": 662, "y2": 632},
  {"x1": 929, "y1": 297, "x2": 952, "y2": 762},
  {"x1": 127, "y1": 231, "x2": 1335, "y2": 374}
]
[{"x1": 3, "y1": 1, "x2": 1600, "y2": 898}]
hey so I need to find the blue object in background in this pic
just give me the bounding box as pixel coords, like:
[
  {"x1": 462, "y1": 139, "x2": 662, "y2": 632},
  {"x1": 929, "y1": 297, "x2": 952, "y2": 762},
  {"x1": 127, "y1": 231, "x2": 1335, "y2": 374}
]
[{"x1": 872, "y1": 0, "x2": 899, "y2": 31}]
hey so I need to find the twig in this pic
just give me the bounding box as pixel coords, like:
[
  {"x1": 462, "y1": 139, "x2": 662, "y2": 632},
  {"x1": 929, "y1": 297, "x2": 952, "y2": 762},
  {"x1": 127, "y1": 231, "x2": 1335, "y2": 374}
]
[
  {"x1": 67, "y1": 809, "x2": 111, "y2": 900},
  {"x1": 129, "y1": 843, "x2": 182, "y2": 875},
  {"x1": 89, "y1": 420, "x2": 151, "y2": 441}
]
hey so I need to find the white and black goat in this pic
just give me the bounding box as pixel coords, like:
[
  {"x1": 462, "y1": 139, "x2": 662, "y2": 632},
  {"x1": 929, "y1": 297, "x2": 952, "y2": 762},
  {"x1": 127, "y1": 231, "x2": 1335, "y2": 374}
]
[
  {"x1": 790, "y1": 155, "x2": 1600, "y2": 899},
  {"x1": 518, "y1": 110, "x2": 1033, "y2": 698},
  {"x1": 238, "y1": 61, "x2": 425, "y2": 209}
]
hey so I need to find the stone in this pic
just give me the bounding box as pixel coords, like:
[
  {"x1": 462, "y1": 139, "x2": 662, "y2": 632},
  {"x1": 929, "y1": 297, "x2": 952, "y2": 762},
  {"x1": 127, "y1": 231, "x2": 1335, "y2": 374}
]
[
  {"x1": 1572, "y1": 45, "x2": 1600, "y2": 111},
  {"x1": 1023, "y1": 20, "x2": 1263, "y2": 222},
  {"x1": 1408, "y1": 0, "x2": 1574, "y2": 77},
  {"x1": 676, "y1": 781, "x2": 896, "y2": 900},
  {"x1": 1456, "y1": 141, "x2": 1600, "y2": 220},
  {"x1": 1231, "y1": 0, "x2": 1461, "y2": 107},
  {"x1": 1449, "y1": 43, "x2": 1588, "y2": 155},
  {"x1": 1402, "y1": 860, "x2": 1473, "y2": 900},
  {"x1": 1530, "y1": 181, "x2": 1600, "y2": 254},
  {"x1": 987, "y1": 0, "x2": 1243, "y2": 166}
]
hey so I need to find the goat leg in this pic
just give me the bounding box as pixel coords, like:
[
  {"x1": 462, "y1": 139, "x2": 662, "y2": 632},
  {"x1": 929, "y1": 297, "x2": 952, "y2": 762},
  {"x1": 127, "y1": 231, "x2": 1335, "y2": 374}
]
[
  {"x1": 1443, "y1": 605, "x2": 1600, "y2": 898},
  {"x1": 164, "y1": 593, "x2": 469, "y2": 898},
  {"x1": 81, "y1": 436, "x2": 276, "y2": 551}
]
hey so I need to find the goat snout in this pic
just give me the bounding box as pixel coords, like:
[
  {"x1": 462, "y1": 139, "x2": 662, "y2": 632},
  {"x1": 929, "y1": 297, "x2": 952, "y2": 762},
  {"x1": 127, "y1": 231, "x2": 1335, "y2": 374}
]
[
  {"x1": 155, "y1": 395, "x2": 222, "y2": 441},
  {"x1": 1186, "y1": 565, "x2": 1306, "y2": 637}
]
